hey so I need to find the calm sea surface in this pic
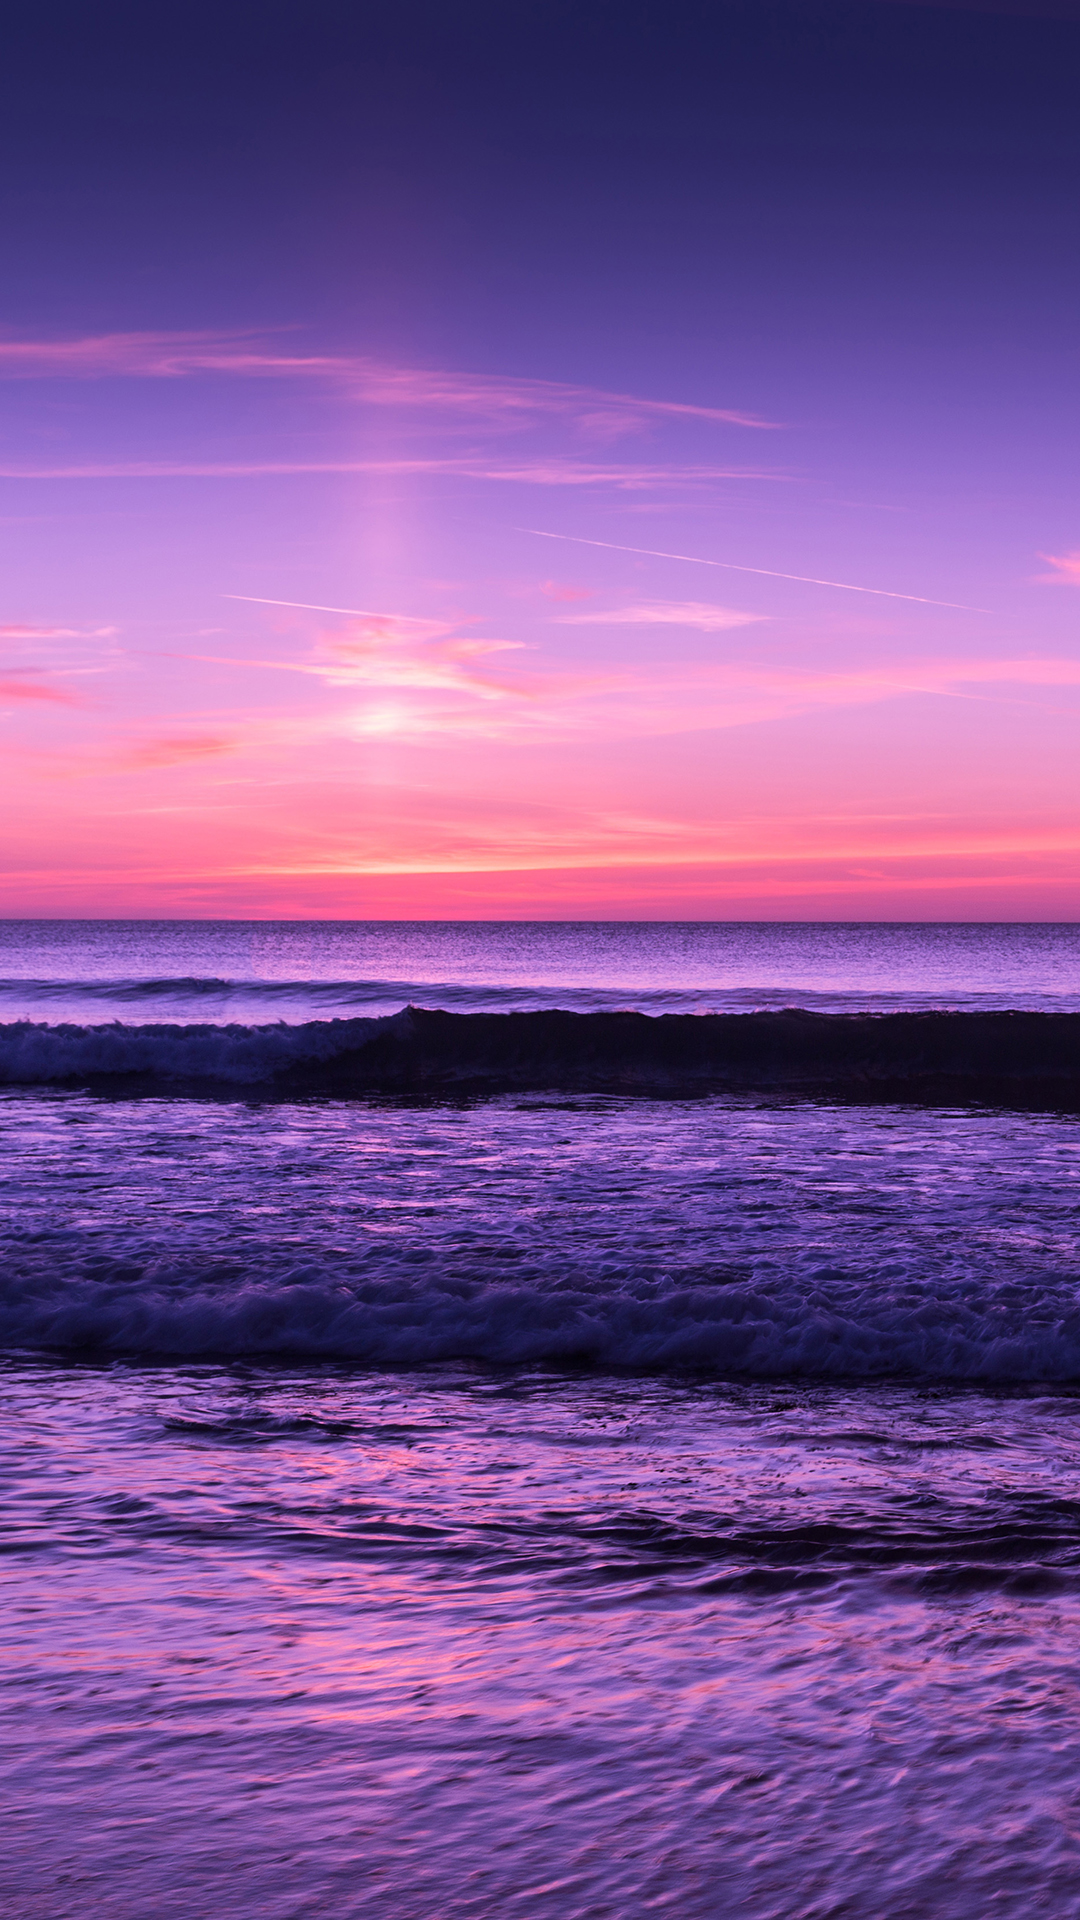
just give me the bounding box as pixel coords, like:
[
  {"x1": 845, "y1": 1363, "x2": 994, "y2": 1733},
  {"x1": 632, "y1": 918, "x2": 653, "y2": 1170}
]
[
  {"x1": 3, "y1": 917, "x2": 1080, "y2": 1023},
  {"x1": 4, "y1": 922, "x2": 1080, "y2": 1917}
]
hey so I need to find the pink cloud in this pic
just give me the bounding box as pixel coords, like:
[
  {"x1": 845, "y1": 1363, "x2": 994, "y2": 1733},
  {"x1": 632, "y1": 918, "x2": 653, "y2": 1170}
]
[
  {"x1": 0, "y1": 672, "x2": 79, "y2": 705},
  {"x1": 559, "y1": 601, "x2": 766, "y2": 630},
  {"x1": 206, "y1": 584, "x2": 1080, "y2": 744},
  {"x1": 317, "y1": 615, "x2": 545, "y2": 707},
  {"x1": 215, "y1": 605, "x2": 535, "y2": 704},
  {"x1": 477, "y1": 462, "x2": 781, "y2": 488},
  {"x1": 118, "y1": 734, "x2": 239, "y2": 770},
  {"x1": 0, "y1": 623, "x2": 116, "y2": 639},
  {"x1": 192, "y1": 607, "x2": 631, "y2": 737},
  {"x1": 336, "y1": 362, "x2": 778, "y2": 431},
  {"x1": 0, "y1": 331, "x2": 778, "y2": 430},
  {"x1": 1035, "y1": 551, "x2": 1080, "y2": 585},
  {"x1": 539, "y1": 581, "x2": 593, "y2": 602},
  {"x1": 212, "y1": 597, "x2": 1080, "y2": 745},
  {"x1": 0, "y1": 331, "x2": 330, "y2": 379}
]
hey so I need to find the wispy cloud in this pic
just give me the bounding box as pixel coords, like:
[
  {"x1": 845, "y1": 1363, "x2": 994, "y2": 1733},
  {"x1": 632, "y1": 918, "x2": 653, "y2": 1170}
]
[
  {"x1": 1036, "y1": 551, "x2": 1080, "y2": 585},
  {"x1": 221, "y1": 601, "x2": 535, "y2": 703},
  {"x1": 0, "y1": 331, "x2": 778, "y2": 430},
  {"x1": 117, "y1": 734, "x2": 239, "y2": 770},
  {"x1": 0, "y1": 623, "x2": 116, "y2": 639},
  {"x1": 21, "y1": 731, "x2": 246, "y2": 780},
  {"x1": 201, "y1": 605, "x2": 630, "y2": 732},
  {"x1": 559, "y1": 601, "x2": 765, "y2": 630},
  {"x1": 0, "y1": 332, "x2": 235, "y2": 377},
  {"x1": 942, "y1": 656, "x2": 1080, "y2": 687},
  {"x1": 319, "y1": 615, "x2": 534, "y2": 704},
  {"x1": 0, "y1": 458, "x2": 780, "y2": 489},
  {"x1": 539, "y1": 581, "x2": 593, "y2": 602},
  {"x1": 0, "y1": 669, "x2": 80, "y2": 705},
  {"x1": 211, "y1": 596, "x2": 1080, "y2": 744},
  {"x1": 478, "y1": 463, "x2": 778, "y2": 488}
]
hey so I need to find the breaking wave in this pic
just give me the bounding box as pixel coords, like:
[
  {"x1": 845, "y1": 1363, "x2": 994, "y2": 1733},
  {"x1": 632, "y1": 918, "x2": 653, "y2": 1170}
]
[
  {"x1": 5, "y1": 1037, "x2": 1080, "y2": 1378},
  {"x1": 7, "y1": 973, "x2": 1080, "y2": 1024},
  {"x1": 0, "y1": 1013, "x2": 383, "y2": 1086},
  {"x1": 5, "y1": 1237, "x2": 1080, "y2": 1378},
  {"x1": 2, "y1": 1005, "x2": 1080, "y2": 1103}
]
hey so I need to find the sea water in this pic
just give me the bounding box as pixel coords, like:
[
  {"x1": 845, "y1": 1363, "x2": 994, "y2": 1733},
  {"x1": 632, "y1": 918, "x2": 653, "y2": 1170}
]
[
  {"x1": 3, "y1": 917, "x2": 1080, "y2": 1023},
  {"x1": 4, "y1": 921, "x2": 1080, "y2": 1917}
]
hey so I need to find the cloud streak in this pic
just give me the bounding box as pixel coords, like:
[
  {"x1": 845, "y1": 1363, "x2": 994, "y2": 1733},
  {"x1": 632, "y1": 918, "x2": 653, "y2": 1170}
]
[
  {"x1": 210, "y1": 597, "x2": 1080, "y2": 743},
  {"x1": 0, "y1": 331, "x2": 778, "y2": 430},
  {"x1": 0, "y1": 669, "x2": 80, "y2": 705},
  {"x1": 0, "y1": 458, "x2": 779, "y2": 489},
  {"x1": 118, "y1": 734, "x2": 239, "y2": 770},
  {"x1": 0, "y1": 623, "x2": 116, "y2": 639},
  {"x1": 559, "y1": 601, "x2": 765, "y2": 630},
  {"x1": 1036, "y1": 551, "x2": 1080, "y2": 585}
]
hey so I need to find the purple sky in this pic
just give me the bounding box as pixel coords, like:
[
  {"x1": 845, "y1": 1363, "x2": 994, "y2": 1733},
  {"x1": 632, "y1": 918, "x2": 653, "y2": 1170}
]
[{"x1": 2, "y1": 0, "x2": 1078, "y2": 916}]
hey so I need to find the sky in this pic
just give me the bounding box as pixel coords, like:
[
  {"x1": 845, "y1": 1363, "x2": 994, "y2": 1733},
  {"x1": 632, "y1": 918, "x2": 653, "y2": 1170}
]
[{"x1": 2, "y1": 0, "x2": 1078, "y2": 919}]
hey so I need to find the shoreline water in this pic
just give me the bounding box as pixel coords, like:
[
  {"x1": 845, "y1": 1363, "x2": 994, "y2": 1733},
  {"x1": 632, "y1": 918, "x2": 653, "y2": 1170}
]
[{"x1": 5, "y1": 922, "x2": 1080, "y2": 1913}]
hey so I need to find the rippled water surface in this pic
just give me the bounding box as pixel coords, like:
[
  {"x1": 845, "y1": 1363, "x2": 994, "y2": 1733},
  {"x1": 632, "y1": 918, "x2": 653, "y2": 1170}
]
[
  {"x1": 4, "y1": 1092, "x2": 1080, "y2": 1376},
  {"x1": 3, "y1": 917, "x2": 1080, "y2": 1020},
  {"x1": 5, "y1": 921, "x2": 1080, "y2": 1913},
  {"x1": 7, "y1": 1359, "x2": 1080, "y2": 1919}
]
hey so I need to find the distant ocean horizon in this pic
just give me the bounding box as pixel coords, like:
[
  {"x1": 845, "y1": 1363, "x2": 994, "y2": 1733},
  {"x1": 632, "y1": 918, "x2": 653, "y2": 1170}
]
[{"x1": 3, "y1": 918, "x2": 1080, "y2": 1028}]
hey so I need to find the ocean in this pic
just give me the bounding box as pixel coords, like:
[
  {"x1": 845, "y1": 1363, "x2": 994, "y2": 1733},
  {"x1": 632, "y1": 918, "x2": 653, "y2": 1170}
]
[{"x1": 5, "y1": 921, "x2": 1080, "y2": 1917}]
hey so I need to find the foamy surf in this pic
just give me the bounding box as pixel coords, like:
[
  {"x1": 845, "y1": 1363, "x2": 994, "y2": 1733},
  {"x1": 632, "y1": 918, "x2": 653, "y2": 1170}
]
[
  {"x1": 5, "y1": 1246, "x2": 1080, "y2": 1378},
  {"x1": 3, "y1": 1087, "x2": 1080, "y2": 1380}
]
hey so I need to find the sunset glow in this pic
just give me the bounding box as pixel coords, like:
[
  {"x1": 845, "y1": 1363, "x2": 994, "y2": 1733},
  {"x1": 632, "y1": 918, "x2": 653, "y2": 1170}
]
[{"x1": 3, "y1": 4, "x2": 1077, "y2": 918}]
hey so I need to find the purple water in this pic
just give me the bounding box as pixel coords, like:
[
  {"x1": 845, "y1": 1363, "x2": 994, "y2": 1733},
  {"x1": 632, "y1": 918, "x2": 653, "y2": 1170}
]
[
  {"x1": 3, "y1": 917, "x2": 1080, "y2": 1023},
  {"x1": 4, "y1": 922, "x2": 1080, "y2": 1915}
]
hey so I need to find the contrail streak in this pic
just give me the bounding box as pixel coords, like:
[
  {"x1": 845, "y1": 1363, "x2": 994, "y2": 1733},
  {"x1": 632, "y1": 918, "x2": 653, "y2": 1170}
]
[
  {"x1": 516, "y1": 529, "x2": 990, "y2": 612},
  {"x1": 225, "y1": 594, "x2": 376, "y2": 616}
]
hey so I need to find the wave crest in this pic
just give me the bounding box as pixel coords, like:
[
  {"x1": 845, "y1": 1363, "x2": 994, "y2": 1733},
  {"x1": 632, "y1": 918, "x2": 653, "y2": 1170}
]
[
  {"x1": 0, "y1": 1014, "x2": 384, "y2": 1085},
  {"x1": 2, "y1": 1006, "x2": 1080, "y2": 1103},
  {"x1": 6, "y1": 1242, "x2": 1080, "y2": 1378}
]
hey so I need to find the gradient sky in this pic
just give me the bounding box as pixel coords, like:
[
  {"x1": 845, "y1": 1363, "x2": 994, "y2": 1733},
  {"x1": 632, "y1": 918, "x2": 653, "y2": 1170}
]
[{"x1": 2, "y1": 0, "x2": 1079, "y2": 917}]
